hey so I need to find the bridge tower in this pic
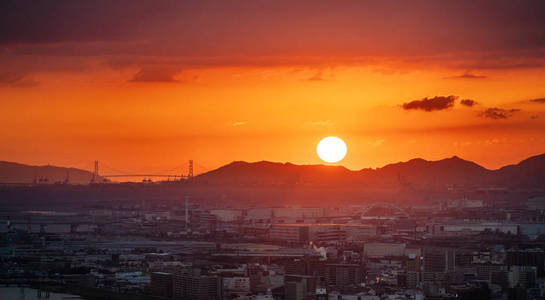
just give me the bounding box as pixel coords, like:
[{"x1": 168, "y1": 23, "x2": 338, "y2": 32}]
[
  {"x1": 91, "y1": 160, "x2": 99, "y2": 182},
  {"x1": 94, "y1": 160, "x2": 99, "y2": 178},
  {"x1": 188, "y1": 160, "x2": 194, "y2": 178}
]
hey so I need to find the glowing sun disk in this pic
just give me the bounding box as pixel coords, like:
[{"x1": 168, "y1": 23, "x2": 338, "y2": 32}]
[{"x1": 316, "y1": 136, "x2": 347, "y2": 163}]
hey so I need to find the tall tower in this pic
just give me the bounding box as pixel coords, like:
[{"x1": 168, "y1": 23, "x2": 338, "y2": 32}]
[
  {"x1": 91, "y1": 160, "x2": 99, "y2": 182},
  {"x1": 94, "y1": 160, "x2": 99, "y2": 178},
  {"x1": 188, "y1": 160, "x2": 194, "y2": 178}
]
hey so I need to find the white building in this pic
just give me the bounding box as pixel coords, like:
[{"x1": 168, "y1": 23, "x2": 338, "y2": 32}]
[
  {"x1": 270, "y1": 224, "x2": 350, "y2": 244},
  {"x1": 269, "y1": 224, "x2": 309, "y2": 244},
  {"x1": 209, "y1": 209, "x2": 243, "y2": 222},
  {"x1": 342, "y1": 224, "x2": 377, "y2": 240},
  {"x1": 223, "y1": 277, "x2": 250, "y2": 293},
  {"x1": 115, "y1": 271, "x2": 150, "y2": 285},
  {"x1": 144, "y1": 211, "x2": 170, "y2": 221},
  {"x1": 446, "y1": 198, "x2": 484, "y2": 209},
  {"x1": 508, "y1": 266, "x2": 537, "y2": 288},
  {"x1": 272, "y1": 207, "x2": 325, "y2": 219},
  {"x1": 428, "y1": 222, "x2": 518, "y2": 236},
  {"x1": 246, "y1": 208, "x2": 273, "y2": 221}
]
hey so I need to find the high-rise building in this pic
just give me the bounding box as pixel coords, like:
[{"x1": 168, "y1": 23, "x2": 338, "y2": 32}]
[
  {"x1": 285, "y1": 280, "x2": 306, "y2": 300},
  {"x1": 285, "y1": 274, "x2": 317, "y2": 294},
  {"x1": 150, "y1": 272, "x2": 173, "y2": 298},
  {"x1": 312, "y1": 226, "x2": 346, "y2": 244},
  {"x1": 364, "y1": 242, "x2": 406, "y2": 257},
  {"x1": 315, "y1": 288, "x2": 328, "y2": 300},
  {"x1": 397, "y1": 272, "x2": 407, "y2": 287},
  {"x1": 324, "y1": 264, "x2": 362, "y2": 288},
  {"x1": 423, "y1": 247, "x2": 455, "y2": 273},
  {"x1": 405, "y1": 256, "x2": 422, "y2": 272},
  {"x1": 172, "y1": 268, "x2": 222, "y2": 300},
  {"x1": 285, "y1": 259, "x2": 308, "y2": 275},
  {"x1": 269, "y1": 224, "x2": 309, "y2": 244},
  {"x1": 508, "y1": 266, "x2": 537, "y2": 288},
  {"x1": 506, "y1": 249, "x2": 545, "y2": 277},
  {"x1": 475, "y1": 263, "x2": 506, "y2": 281},
  {"x1": 406, "y1": 271, "x2": 421, "y2": 288}
]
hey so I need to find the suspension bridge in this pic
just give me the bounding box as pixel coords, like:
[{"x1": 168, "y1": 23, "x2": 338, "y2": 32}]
[{"x1": 90, "y1": 160, "x2": 210, "y2": 183}]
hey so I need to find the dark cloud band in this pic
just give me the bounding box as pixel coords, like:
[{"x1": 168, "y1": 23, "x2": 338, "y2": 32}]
[{"x1": 402, "y1": 96, "x2": 457, "y2": 111}]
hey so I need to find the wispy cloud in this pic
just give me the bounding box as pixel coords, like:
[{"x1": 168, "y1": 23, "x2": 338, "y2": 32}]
[
  {"x1": 479, "y1": 107, "x2": 520, "y2": 120},
  {"x1": 304, "y1": 120, "x2": 332, "y2": 126},
  {"x1": 307, "y1": 70, "x2": 324, "y2": 81},
  {"x1": 129, "y1": 68, "x2": 180, "y2": 83},
  {"x1": 229, "y1": 121, "x2": 247, "y2": 127},
  {"x1": 0, "y1": 72, "x2": 39, "y2": 87},
  {"x1": 460, "y1": 99, "x2": 478, "y2": 107},
  {"x1": 444, "y1": 71, "x2": 486, "y2": 79},
  {"x1": 368, "y1": 139, "x2": 385, "y2": 147},
  {"x1": 306, "y1": 68, "x2": 335, "y2": 82},
  {"x1": 528, "y1": 98, "x2": 545, "y2": 104}
]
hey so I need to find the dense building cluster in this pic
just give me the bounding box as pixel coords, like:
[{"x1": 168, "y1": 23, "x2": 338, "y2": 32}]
[{"x1": 1, "y1": 196, "x2": 545, "y2": 299}]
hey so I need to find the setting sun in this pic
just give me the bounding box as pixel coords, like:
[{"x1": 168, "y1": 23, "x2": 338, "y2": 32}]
[{"x1": 316, "y1": 137, "x2": 347, "y2": 163}]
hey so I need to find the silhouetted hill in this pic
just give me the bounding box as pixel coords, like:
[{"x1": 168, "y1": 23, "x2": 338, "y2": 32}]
[
  {"x1": 196, "y1": 154, "x2": 545, "y2": 188},
  {"x1": 0, "y1": 161, "x2": 104, "y2": 184},
  {"x1": 495, "y1": 153, "x2": 545, "y2": 187},
  {"x1": 2, "y1": 153, "x2": 545, "y2": 188},
  {"x1": 364, "y1": 156, "x2": 493, "y2": 187},
  {"x1": 1, "y1": 155, "x2": 544, "y2": 209},
  {"x1": 198, "y1": 161, "x2": 361, "y2": 186}
]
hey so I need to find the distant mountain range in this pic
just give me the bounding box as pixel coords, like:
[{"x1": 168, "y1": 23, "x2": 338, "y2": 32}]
[
  {"x1": 1, "y1": 153, "x2": 545, "y2": 188},
  {"x1": 196, "y1": 154, "x2": 545, "y2": 188},
  {"x1": 0, "y1": 161, "x2": 105, "y2": 184}
]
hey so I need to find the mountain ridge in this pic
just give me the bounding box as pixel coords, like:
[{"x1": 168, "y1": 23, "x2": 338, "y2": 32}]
[
  {"x1": 0, "y1": 161, "x2": 105, "y2": 184},
  {"x1": 195, "y1": 153, "x2": 545, "y2": 188},
  {"x1": 1, "y1": 153, "x2": 545, "y2": 188}
]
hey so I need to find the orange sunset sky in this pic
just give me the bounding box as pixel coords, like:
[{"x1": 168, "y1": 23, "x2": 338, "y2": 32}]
[{"x1": 1, "y1": 1, "x2": 545, "y2": 174}]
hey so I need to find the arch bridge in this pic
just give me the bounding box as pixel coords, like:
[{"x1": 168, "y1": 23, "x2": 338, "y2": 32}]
[{"x1": 361, "y1": 202, "x2": 409, "y2": 218}]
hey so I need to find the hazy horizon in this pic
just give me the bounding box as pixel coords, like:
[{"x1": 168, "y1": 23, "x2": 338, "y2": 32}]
[{"x1": 4, "y1": 150, "x2": 545, "y2": 175}]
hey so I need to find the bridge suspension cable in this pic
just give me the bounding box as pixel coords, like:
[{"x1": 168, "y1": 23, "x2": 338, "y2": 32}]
[{"x1": 91, "y1": 160, "x2": 205, "y2": 180}]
